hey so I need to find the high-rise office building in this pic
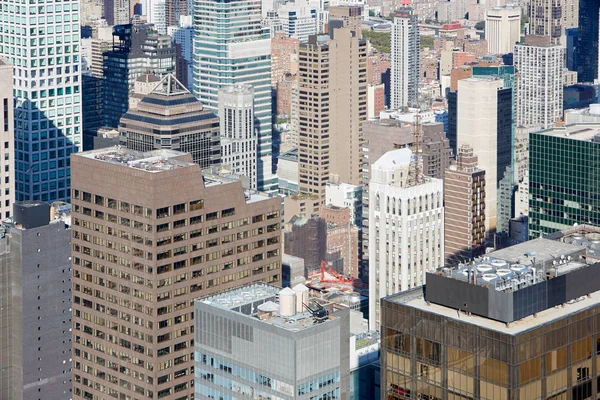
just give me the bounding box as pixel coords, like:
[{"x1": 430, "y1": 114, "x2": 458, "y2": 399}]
[
  {"x1": 0, "y1": 202, "x2": 72, "y2": 400},
  {"x1": 71, "y1": 147, "x2": 282, "y2": 400},
  {"x1": 104, "y1": 0, "x2": 130, "y2": 25},
  {"x1": 514, "y1": 37, "x2": 564, "y2": 129},
  {"x1": 381, "y1": 229, "x2": 600, "y2": 400},
  {"x1": 0, "y1": 61, "x2": 15, "y2": 219},
  {"x1": 390, "y1": 1, "x2": 419, "y2": 109},
  {"x1": 528, "y1": 123, "x2": 600, "y2": 238},
  {"x1": 457, "y1": 78, "x2": 512, "y2": 237},
  {"x1": 219, "y1": 84, "x2": 257, "y2": 189},
  {"x1": 195, "y1": 283, "x2": 350, "y2": 400},
  {"x1": 103, "y1": 24, "x2": 175, "y2": 129},
  {"x1": 193, "y1": 0, "x2": 276, "y2": 191},
  {"x1": 577, "y1": 1, "x2": 600, "y2": 83},
  {"x1": 0, "y1": 0, "x2": 83, "y2": 202},
  {"x1": 485, "y1": 5, "x2": 521, "y2": 55},
  {"x1": 368, "y1": 149, "x2": 444, "y2": 331},
  {"x1": 528, "y1": 0, "x2": 563, "y2": 44},
  {"x1": 444, "y1": 144, "x2": 486, "y2": 265},
  {"x1": 119, "y1": 74, "x2": 221, "y2": 168},
  {"x1": 297, "y1": 26, "x2": 367, "y2": 201}
]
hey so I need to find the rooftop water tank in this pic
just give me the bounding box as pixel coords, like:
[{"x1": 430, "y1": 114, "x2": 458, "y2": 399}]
[
  {"x1": 279, "y1": 288, "x2": 296, "y2": 317},
  {"x1": 292, "y1": 283, "x2": 309, "y2": 313}
]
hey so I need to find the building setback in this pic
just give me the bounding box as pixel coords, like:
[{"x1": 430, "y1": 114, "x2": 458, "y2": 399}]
[
  {"x1": 119, "y1": 74, "x2": 221, "y2": 168},
  {"x1": 71, "y1": 147, "x2": 282, "y2": 400},
  {"x1": 444, "y1": 144, "x2": 486, "y2": 265},
  {"x1": 0, "y1": 202, "x2": 72, "y2": 400},
  {"x1": 195, "y1": 283, "x2": 350, "y2": 400}
]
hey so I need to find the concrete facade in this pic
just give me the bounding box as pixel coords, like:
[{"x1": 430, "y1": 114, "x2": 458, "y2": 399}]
[
  {"x1": 486, "y1": 5, "x2": 521, "y2": 55},
  {"x1": 71, "y1": 147, "x2": 282, "y2": 400},
  {"x1": 297, "y1": 27, "x2": 367, "y2": 200},
  {"x1": 0, "y1": 202, "x2": 72, "y2": 400}
]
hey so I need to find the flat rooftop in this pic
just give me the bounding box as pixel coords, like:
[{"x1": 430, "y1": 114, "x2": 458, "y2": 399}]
[
  {"x1": 199, "y1": 283, "x2": 340, "y2": 332},
  {"x1": 534, "y1": 123, "x2": 600, "y2": 142},
  {"x1": 486, "y1": 237, "x2": 585, "y2": 265},
  {"x1": 80, "y1": 147, "x2": 193, "y2": 172},
  {"x1": 387, "y1": 286, "x2": 600, "y2": 335},
  {"x1": 278, "y1": 147, "x2": 298, "y2": 163}
]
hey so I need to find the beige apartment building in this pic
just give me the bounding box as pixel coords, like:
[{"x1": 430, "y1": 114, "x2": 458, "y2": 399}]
[
  {"x1": 297, "y1": 25, "x2": 367, "y2": 201},
  {"x1": 71, "y1": 147, "x2": 282, "y2": 400}
]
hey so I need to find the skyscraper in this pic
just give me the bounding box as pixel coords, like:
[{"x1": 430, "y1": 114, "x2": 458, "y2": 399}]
[
  {"x1": 193, "y1": 0, "x2": 276, "y2": 191},
  {"x1": 103, "y1": 24, "x2": 175, "y2": 129},
  {"x1": 457, "y1": 78, "x2": 512, "y2": 237},
  {"x1": 444, "y1": 144, "x2": 486, "y2": 265},
  {"x1": 528, "y1": 0, "x2": 563, "y2": 44},
  {"x1": 104, "y1": 0, "x2": 130, "y2": 25},
  {"x1": 297, "y1": 26, "x2": 367, "y2": 201},
  {"x1": 0, "y1": 61, "x2": 15, "y2": 218},
  {"x1": 528, "y1": 123, "x2": 600, "y2": 238},
  {"x1": 119, "y1": 74, "x2": 221, "y2": 168},
  {"x1": 514, "y1": 37, "x2": 564, "y2": 129},
  {"x1": 219, "y1": 84, "x2": 257, "y2": 189},
  {"x1": 71, "y1": 147, "x2": 282, "y2": 400},
  {"x1": 368, "y1": 149, "x2": 444, "y2": 330},
  {"x1": 577, "y1": 1, "x2": 600, "y2": 83},
  {"x1": 390, "y1": 1, "x2": 419, "y2": 109},
  {"x1": 0, "y1": 0, "x2": 83, "y2": 202},
  {"x1": 485, "y1": 5, "x2": 521, "y2": 55},
  {"x1": 0, "y1": 202, "x2": 72, "y2": 400}
]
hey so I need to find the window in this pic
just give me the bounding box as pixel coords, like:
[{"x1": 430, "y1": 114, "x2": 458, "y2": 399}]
[
  {"x1": 206, "y1": 211, "x2": 219, "y2": 221},
  {"x1": 222, "y1": 208, "x2": 235, "y2": 218},
  {"x1": 189, "y1": 200, "x2": 204, "y2": 211},
  {"x1": 157, "y1": 207, "x2": 170, "y2": 219},
  {"x1": 190, "y1": 215, "x2": 202, "y2": 225},
  {"x1": 173, "y1": 203, "x2": 186, "y2": 215}
]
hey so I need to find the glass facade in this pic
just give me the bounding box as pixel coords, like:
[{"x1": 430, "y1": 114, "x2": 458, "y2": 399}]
[
  {"x1": 192, "y1": 0, "x2": 276, "y2": 191},
  {"x1": 0, "y1": 0, "x2": 83, "y2": 201},
  {"x1": 577, "y1": 2, "x2": 599, "y2": 84},
  {"x1": 528, "y1": 132, "x2": 600, "y2": 238},
  {"x1": 381, "y1": 291, "x2": 600, "y2": 400}
]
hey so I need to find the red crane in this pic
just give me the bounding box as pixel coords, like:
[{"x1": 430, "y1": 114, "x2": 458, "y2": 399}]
[{"x1": 319, "y1": 261, "x2": 365, "y2": 288}]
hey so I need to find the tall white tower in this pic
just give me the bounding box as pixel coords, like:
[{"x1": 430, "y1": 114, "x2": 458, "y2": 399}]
[
  {"x1": 0, "y1": 0, "x2": 83, "y2": 201},
  {"x1": 368, "y1": 149, "x2": 444, "y2": 331},
  {"x1": 391, "y1": 0, "x2": 419, "y2": 109},
  {"x1": 486, "y1": 5, "x2": 521, "y2": 55},
  {"x1": 514, "y1": 39, "x2": 564, "y2": 129},
  {"x1": 219, "y1": 85, "x2": 258, "y2": 189}
]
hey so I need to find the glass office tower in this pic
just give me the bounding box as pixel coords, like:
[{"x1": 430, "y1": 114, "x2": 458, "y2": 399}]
[
  {"x1": 0, "y1": 0, "x2": 83, "y2": 201},
  {"x1": 192, "y1": 0, "x2": 276, "y2": 191}
]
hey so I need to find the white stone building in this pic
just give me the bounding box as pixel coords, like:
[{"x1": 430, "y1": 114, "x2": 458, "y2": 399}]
[{"x1": 368, "y1": 149, "x2": 444, "y2": 330}]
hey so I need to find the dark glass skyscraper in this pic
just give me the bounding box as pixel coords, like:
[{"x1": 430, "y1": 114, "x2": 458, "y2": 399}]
[{"x1": 577, "y1": 1, "x2": 600, "y2": 83}]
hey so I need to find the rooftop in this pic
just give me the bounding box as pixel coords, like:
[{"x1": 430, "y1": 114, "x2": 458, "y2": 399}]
[
  {"x1": 80, "y1": 147, "x2": 193, "y2": 172},
  {"x1": 372, "y1": 148, "x2": 412, "y2": 169},
  {"x1": 388, "y1": 285, "x2": 600, "y2": 335},
  {"x1": 278, "y1": 147, "x2": 299, "y2": 163},
  {"x1": 199, "y1": 283, "x2": 341, "y2": 332},
  {"x1": 534, "y1": 123, "x2": 600, "y2": 142}
]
